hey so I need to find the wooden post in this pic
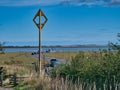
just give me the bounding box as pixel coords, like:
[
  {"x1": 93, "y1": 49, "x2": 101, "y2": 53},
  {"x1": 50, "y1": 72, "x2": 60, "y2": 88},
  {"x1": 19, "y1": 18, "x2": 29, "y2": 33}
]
[
  {"x1": 0, "y1": 73, "x2": 3, "y2": 86},
  {"x1": 13, "y1": 73, "x2": 17, "y2": 86}
]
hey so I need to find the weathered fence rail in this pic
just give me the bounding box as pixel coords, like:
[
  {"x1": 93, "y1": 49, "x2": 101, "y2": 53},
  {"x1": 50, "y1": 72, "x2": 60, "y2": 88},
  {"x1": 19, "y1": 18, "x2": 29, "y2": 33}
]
[{"x1": 0, "y1": 73, "x2": 30, "y2": 87}]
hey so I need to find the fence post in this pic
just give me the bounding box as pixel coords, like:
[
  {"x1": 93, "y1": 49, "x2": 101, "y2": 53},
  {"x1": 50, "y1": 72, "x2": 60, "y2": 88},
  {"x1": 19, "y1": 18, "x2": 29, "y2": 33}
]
[
  {"x1": 0, "y1": 73, "x2": 3, "y2": 86},
  {"x1": 13, "y1": 73, "x2": 17, "y2": 86}
]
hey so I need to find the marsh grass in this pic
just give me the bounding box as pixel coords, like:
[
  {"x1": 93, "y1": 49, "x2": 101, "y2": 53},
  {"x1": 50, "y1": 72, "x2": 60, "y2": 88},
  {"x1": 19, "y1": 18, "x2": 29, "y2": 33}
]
[
  {"x1": 17, "y1": 75, "x2": 119, "y2": 90},
  {"x1": 46, "y1": 52, "x2": 79, "y2": 61},
  {"x1": 0, "y1": 52, "x2": 37, "y2": 64},
  {"x1": 0, "y1": 52, "x2": 120, "y2": 90},
  {"x1": 18, "y1": 75, "x2": 83, "y2": 90}
]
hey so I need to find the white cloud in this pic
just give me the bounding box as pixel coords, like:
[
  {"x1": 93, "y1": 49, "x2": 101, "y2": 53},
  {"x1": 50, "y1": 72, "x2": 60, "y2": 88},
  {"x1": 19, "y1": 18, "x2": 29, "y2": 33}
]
[
  {"x1": 0, "y1": 0, "x2": 65, "y2": 6},
  {"x1": 110, "y1": 0, "x2": 120, "y2": 5},
  {"x1": 0, "y1": 0, "x2": 120, "y2": 6},
  {"x1": 60, "y1": 0, "x2": 120, "y2": 6}
]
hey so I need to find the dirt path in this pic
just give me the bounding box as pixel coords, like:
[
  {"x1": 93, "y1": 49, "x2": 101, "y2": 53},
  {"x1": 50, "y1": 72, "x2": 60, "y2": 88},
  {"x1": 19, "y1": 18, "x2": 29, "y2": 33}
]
[{"x1": 0, "y1": 87, "x2": 12, "y2": 90}]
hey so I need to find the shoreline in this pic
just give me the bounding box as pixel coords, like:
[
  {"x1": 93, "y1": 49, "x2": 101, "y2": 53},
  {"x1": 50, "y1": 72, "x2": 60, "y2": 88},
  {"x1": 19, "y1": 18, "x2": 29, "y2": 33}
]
[{"x1": 3, "y1": 45, "x2": 108, "y2": 48}]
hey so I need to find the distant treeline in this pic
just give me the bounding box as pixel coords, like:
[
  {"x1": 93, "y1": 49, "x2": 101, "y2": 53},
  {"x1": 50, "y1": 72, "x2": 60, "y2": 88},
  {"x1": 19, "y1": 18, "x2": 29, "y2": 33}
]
[{"x1": 3, "y1": 45, "x2": 108, "y2": 48}]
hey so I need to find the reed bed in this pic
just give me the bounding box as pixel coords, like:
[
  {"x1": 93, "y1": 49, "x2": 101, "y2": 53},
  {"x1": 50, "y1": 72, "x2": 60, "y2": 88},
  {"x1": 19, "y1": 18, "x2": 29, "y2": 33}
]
[{"x1": 19, "y1": 75, "x2": 119, "y2": 90}]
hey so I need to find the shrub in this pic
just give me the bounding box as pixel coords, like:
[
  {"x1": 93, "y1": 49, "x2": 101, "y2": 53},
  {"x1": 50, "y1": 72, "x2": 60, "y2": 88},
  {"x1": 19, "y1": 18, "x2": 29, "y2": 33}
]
[{"x1": 50, "y1": 50, "x2": 120, "y2": 89}]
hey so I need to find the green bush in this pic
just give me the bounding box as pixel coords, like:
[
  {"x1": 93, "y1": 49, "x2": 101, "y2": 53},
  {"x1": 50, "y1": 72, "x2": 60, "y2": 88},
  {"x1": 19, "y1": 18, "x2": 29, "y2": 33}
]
[{"x1": 50, "y1": 50, "x2": 120, "y2": 89}]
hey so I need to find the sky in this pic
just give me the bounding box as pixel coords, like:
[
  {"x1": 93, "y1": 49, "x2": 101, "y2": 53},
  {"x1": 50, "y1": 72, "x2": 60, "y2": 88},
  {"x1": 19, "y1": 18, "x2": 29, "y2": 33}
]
[{"x1": 0, "y1": 0, "x2": 120, "y2": 46}]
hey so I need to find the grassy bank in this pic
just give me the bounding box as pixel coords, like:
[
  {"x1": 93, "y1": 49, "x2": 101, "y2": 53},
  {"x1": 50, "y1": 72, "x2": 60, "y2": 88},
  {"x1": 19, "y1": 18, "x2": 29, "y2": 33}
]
[
  {"x1": 45, "y1": 51, "x2": 97, "y2": 60},
  {"x1": 45, "y1": 52, "x2": 78, "y2": 60},
  {"x1": 0, "y1": 52, "x2": 37, "y2": 65},
  {"x1": 0, "y1": 52, "x2": 77, "y2": 75},
  {"x1": 0, "y1": 51, "x2": 120, "y2": 90},
  {"x1": 0, "y1": 52, "x2": 38, "y2": 76}
]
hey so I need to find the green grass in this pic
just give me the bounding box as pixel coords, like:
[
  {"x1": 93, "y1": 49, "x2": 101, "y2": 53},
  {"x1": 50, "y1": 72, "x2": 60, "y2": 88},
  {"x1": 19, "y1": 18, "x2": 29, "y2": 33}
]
[
  {"x1": 46, "y1": 52, "x2": 78, "y2": 60},
  {"x1": 0, "y1": 52, "x2": 38, "y2": 76},
  {"x1": 0, "y1": 52, "x2": 37, "y2": 65},
  {"x1": 0, "y1": 52, "x2": 78, "y2": 65},
  {"x1": 0, "y1": 52, "x2": 78, "y2": 75}
]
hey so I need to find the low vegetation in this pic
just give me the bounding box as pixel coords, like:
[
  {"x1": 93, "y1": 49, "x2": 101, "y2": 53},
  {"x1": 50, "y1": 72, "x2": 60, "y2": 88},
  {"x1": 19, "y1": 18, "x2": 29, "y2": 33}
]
[
  {"x1": 50, "y1": 50, "x2": 120, "y2": 90},
  {"x1": 0, "y1": 52, "x2": 37, "y2": 64},
  {"x1": 46, "y1": 52, "x2": 78, "y2": 60},
  {"x1": 7, "y1": 50, "x2": 119, "y2": 90}
]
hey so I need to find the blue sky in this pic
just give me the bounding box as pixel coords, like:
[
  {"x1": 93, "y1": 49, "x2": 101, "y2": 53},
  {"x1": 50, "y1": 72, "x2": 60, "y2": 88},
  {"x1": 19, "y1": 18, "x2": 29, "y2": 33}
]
[{"x1": 0, "y1": 0, "x2": 120, "y2": 46}]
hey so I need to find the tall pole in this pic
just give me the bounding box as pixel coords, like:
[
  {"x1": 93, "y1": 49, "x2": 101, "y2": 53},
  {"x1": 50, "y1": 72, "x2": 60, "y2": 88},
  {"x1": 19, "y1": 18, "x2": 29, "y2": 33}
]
[
  {"x1": 38, "y1": 29, "x2": 40, "y2": 75},
  {"x1": 39, "y1": 12, "x2": 42, "y2": 76},
  {"x1": 38, "y1": 29, "x2": 42, "y2": 75},
  {"x1": 33, "y1": 9, "x2": 48, "y2": 76}
]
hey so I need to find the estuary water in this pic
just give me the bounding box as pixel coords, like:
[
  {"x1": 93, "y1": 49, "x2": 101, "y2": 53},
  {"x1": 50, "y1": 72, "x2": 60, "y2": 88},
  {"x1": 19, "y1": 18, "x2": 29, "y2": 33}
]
[{"x1": 4, "y1": 47, "x2": 108, "y2": 52}]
